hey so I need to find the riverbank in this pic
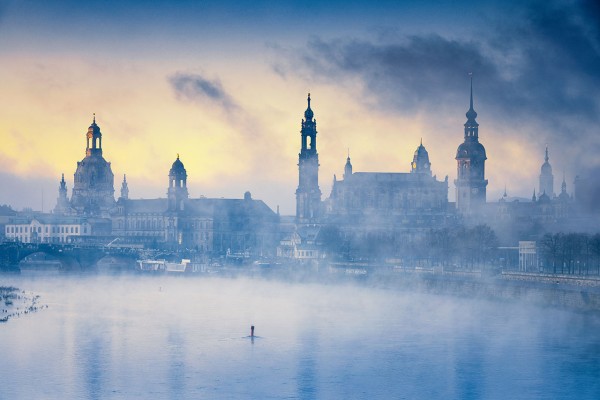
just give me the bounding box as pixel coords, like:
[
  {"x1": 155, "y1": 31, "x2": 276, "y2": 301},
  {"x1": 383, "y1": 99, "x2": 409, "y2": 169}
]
[{"x1": 0, "y1": 286, "x2": 46, "y2": 323}]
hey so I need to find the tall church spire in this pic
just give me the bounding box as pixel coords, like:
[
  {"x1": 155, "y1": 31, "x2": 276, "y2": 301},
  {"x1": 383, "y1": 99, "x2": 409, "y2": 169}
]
[
  {"x1": 296, "y1": 93, "x2": 321, "y2": 224},
  {"x1": 464, "y1": 73, "x2": 479, "y2": 139},
  {"x1": 455, "y1": 74, "x2": 487, "y2": 214}
]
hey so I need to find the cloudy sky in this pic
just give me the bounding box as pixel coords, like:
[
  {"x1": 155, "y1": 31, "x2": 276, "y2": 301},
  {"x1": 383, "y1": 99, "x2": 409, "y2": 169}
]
[{"x1": 0, "y1": 0, "x2": 598, "y2": 213}]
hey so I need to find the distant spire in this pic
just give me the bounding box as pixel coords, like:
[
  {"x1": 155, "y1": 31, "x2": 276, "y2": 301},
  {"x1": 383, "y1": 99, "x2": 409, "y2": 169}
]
[
  {"x1": 545, "y1": 145, "x2": 549, "y2": 163},
  {"x1": 123, "y1": 174, "x2": 127, "y2": 183},
  {"x1": 469, "y1": 73, "x2": 473, "y2": 110},
  {"x1": 562, "y1": 171, "x2": 567, "y2": 193},
  {"x1": 177, "y1": 153, "x2": 180, "y2": 160},
  {"x1": 61, "y1": 173, "x2": 65, "y2": 182},
  {"x1": 93, "y1": 113, "x2": 96, "y2": 124},
  {"x1": 532, "y1": 188, "x2": 537, "y2": 202},
  {"x1": 420, "y1": 137, "x2": 423, "y2": 146},
  {"x1": 503, "y1": 185, "x2": 507, "y2": 197}
]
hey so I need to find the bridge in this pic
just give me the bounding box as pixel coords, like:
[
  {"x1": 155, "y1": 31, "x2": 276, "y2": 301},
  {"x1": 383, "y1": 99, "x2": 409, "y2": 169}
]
[{"x1": 0, "y1": 241, "x2": 179, "y2": 272}]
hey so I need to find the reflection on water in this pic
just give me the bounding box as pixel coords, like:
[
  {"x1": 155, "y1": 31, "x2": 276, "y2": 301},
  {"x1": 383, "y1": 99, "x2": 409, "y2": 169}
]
[{"x1": 1, "y1": 276, "x2": 600, "y2": 399}]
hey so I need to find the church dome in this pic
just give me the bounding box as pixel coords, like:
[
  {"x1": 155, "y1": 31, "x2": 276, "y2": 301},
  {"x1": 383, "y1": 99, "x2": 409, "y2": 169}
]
[
  {"x1": 170, "y1": 155, "x2": 187, "y2": 176},
  {"x1": 456, "y1": 140, "x2": 487, "y2": 160}
]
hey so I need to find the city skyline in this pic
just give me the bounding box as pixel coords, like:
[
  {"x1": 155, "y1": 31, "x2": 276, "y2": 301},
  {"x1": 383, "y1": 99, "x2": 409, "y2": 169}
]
[{"x1": 0, "y1": 0, "x2": 598, "y2": 214}]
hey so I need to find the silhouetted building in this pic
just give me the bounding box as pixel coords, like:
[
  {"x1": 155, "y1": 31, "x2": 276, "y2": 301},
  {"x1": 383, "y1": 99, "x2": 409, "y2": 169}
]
[
  {"x1": 296, "y1": 94, "x2": 322, "y2": 225},
  {"x1": 455, "y1": 77, "x2": 488, "y2": 214}
]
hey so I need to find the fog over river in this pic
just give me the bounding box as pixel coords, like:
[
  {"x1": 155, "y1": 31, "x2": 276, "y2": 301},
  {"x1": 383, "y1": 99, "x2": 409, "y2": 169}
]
[{"x1": 1, "y1": 276, "x2": 599, "y2": 399}]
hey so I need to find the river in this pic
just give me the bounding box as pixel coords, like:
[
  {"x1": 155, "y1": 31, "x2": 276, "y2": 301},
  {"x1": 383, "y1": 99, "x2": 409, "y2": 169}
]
[{"x1": 1, "y1": 275, "x2": 599, "y2": 399}]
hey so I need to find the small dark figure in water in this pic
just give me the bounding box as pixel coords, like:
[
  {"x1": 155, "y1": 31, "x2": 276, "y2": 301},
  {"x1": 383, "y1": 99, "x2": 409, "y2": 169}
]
[{"x1": 250, "y1": 325, "x2": 255, "y2": 337}]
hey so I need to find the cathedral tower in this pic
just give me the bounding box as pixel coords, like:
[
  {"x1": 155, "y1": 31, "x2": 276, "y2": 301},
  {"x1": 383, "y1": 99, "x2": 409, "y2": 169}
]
[
  {"x1": 295, "y1": 94, "x2": 322, "y2": 224},
  {"x1": 70, "y1": 115, "x2": 116, "y2": 217},
  {"x1": 539, "y1": 146, "x2": 554, "y2": 198},
  {"x1": 455, "y1": 76, "x2": 488, "y2": 213}
]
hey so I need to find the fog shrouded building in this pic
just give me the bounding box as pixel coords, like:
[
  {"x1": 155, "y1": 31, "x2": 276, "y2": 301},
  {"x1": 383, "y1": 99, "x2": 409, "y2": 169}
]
[
  {"x1": 539, "y1": 146, "x2": 554, "y2": 198},
  {"x1": 50, "y1": 117, "x2": 279, "y2": 254},
  {"x1": 325, "y1": 141, "x2": 450, "y2": 241},
  {"x1": 455, "y1": 77, "x2": 488, "y2": 214},
  {"x1": 112, "y1": 155, "x2": 279, "y2": 255}
]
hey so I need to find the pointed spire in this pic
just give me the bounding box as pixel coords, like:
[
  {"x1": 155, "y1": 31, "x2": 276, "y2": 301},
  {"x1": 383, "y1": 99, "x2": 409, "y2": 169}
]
[
  {"x1": 123, "y1": 174, "x2": 127, "y2": 183},
  {"x1": 562, "y1": 171, "x2": 567, "y2": 193},
  {"x1": 503, "y1": 185, "x2": 507, "y2": 198},
  {"x1": 61, "y1": 173, "x2": 65, "y2": 183},
  {"x1": 532, "y1": 188, "x2": 537, "y2": 202},
  {"x1": 469, "y1": 73, "x2": 473, "y2": 110},
  {"x1": 545, "y1": 145, "x2": 549, "y2": 163},
  {"x1": 466, "y1": 73, "x2": 478, "y2": 121}
]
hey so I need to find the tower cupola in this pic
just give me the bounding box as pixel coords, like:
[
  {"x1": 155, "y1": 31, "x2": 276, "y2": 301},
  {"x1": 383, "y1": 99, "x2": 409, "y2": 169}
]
[
  {"x1": 86, "y1": 113, "x2": 103, "y2": 157},
  {"x1": 411, "y1": 139, "x2": 431, "y2": 175}
]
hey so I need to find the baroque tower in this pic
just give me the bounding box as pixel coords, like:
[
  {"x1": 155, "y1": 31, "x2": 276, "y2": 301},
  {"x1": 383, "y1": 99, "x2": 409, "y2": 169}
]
[
  {"x1": 539, "y1": 146, "x2": 554, "y2": 198},
  {"x1": 455, "y1": 76, "x2": 488, "y2": 213},
  {"x1": 70, "y1": 115, "x2": 116, "y2": 217},
  {"x1": 295, "y1": 93, "x2": 321, "y2": 224}
]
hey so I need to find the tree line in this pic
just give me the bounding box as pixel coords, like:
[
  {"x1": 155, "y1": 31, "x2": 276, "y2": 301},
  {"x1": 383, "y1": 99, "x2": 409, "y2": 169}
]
[{"x1": 539, "y1": 233, "x2": 600, "y2": 275}]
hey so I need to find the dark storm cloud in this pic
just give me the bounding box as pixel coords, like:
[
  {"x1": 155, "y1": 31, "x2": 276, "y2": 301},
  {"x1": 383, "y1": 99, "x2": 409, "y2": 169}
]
[
  {"x1": 169, "y1": 72, "x2": 238, "y2": 112},
  {"x1": 300, "y1": 35, "x2": 498, "y2": 111},
  {"x1": 294, "y1": 0, "x2": 600, "y2": 125},
  {"x1": 284, "y1": 0, "x2": 600, "y2": 189}
]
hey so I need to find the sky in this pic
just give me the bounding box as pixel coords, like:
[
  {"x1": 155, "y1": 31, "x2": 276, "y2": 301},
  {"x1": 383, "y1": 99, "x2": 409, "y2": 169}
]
[{"x1": 0, "y1": 0, "x2": 598, "y2": 214}]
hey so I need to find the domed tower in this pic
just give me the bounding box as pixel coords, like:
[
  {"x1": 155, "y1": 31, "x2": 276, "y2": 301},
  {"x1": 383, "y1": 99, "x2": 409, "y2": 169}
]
[
  {"x1": 168, "y1": 154, "x2": 188, "y2": 211},
  {"x1": 411, "y1": 139, "x2": 432, "y2": 175},
  {"x1": 70, "y1": 115, "x2": 116, "y2": 217},
  {"x1": 295, "y1": 93, "x2": 322, "y2": 224},
  {"x1": 455, "y1": 76, "x2": 488, "y2": 214},
  {"x1": 539, "y1": 146, "x2": 554, "y2": 198}
]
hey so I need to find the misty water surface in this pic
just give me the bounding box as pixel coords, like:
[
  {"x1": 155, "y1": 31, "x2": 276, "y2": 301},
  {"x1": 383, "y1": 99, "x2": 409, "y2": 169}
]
[{"x1": 1, "y1": 275, "x2": 599, "y2": 399}]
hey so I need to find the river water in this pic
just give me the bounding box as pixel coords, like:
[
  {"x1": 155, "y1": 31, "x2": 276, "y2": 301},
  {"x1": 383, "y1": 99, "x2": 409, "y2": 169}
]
[{"x1": 1, "y1": 275, "x2": 599, "y2": 399}]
